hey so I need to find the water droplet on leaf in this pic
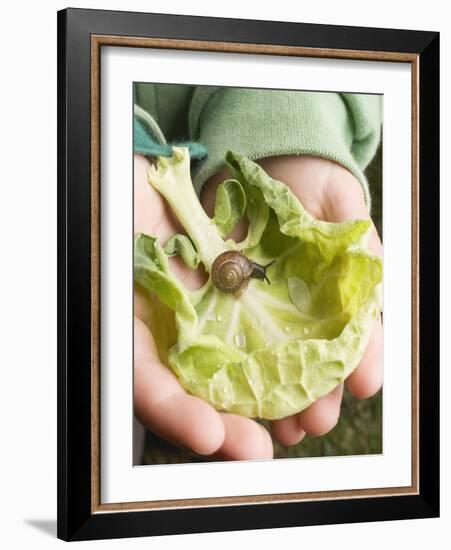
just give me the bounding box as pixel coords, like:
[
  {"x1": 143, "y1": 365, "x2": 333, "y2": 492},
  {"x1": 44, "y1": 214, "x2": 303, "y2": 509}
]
[
  {"x1": 234, "y1": 332, "x2": 246, "y2": 349},
  {"x1": 287, "y1": 277, "x2": 312, "y2": 313}
]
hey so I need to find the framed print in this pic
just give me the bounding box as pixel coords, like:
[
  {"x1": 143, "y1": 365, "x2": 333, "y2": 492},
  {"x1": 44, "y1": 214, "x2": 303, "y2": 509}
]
[{"x1": 57, "y1": 8, "x2": 440, "y2": 541}]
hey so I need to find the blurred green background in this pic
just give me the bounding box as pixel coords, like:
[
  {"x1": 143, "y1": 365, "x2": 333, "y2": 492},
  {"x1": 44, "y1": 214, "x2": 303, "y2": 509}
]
[{"x1": 141, "y1": 143, "x2": 383, "y2": 465}]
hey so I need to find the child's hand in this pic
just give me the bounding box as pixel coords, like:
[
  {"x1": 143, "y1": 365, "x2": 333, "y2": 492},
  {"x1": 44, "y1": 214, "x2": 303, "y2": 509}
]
[
  {"x1": 134, "y1": 153, "x2": 383, "y2": 458},
  {"x1": 134, "y1": 153, "x2": 273, "y2": 459}
]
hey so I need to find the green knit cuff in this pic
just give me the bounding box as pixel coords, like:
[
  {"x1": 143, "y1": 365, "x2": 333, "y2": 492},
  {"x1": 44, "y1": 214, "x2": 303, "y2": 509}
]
[{"x1": 194, "y1": 145, "x2": 371, "y2": 212}]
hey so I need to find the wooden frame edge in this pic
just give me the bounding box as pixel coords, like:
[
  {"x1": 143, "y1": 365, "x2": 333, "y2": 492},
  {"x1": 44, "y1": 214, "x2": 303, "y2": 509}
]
[
  {"x1": 90, "y1": 35, "x2": 420, "y2": 515},
  {"x1": 91, "y1": 34, "x2": 418, "y2": 62},
  {"x1": 411, "y1": 54, "x2": 420, "y2": 496},
  {"x1": 91, "y1": 34, "x2": 101, "y2": 513}
]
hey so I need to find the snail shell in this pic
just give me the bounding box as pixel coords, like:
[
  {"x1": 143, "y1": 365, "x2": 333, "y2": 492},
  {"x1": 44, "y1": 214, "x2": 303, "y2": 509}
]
[{"x1": 211, "y1": 251, "x2": 254, "y2": 296}]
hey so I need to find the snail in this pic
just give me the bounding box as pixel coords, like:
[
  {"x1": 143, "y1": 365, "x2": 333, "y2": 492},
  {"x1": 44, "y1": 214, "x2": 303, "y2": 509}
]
[{"x1": 211, "y1": 251, "x2": 274, "y2": 297}]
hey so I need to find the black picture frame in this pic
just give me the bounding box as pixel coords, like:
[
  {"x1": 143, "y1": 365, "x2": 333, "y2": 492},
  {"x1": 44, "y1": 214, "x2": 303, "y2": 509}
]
[{"x1": 57, "y1": 7, "x2": 439, "y2": 541}]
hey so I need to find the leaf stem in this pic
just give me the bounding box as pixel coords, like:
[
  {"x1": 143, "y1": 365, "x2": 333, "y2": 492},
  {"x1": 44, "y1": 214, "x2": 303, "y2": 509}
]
[{"x1": 147, "y1": 147, "x2": 230, "y2": 271}]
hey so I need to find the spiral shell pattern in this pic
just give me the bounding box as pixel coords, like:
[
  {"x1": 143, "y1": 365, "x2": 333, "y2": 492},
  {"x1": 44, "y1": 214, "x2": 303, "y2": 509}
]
[{"x1": 211, "y1": 252, "x2": 253, "y2": 295}]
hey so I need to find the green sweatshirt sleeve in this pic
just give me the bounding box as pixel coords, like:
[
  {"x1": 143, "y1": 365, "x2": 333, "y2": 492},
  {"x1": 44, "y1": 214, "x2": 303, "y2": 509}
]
[
  {"x1": 188, "y1": 87, "x2": 382, "y2": 210},
  {"x1": 134, "y1": 83, "x2": 382, "y2": 211}
]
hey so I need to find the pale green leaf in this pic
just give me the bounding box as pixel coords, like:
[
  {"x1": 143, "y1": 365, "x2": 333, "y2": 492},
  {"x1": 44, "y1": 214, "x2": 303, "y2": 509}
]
[
  {"x1": 213, "y1": 179, "x2": 246, "y2": 237},
  {"x1": 164, "y1": 234, "x2": 199, "y2": 269}
]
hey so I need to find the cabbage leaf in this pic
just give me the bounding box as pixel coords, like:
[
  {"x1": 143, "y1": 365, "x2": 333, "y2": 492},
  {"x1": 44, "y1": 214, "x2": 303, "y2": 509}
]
[{"x1": 134, "y1": 147, "x2": 382, "y2": 420}]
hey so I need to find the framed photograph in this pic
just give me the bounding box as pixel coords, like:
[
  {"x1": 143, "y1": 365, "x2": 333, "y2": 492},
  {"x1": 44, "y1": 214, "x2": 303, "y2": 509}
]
[{"x1": 57, "y1": 7, "x2": 440, "y2": 541}]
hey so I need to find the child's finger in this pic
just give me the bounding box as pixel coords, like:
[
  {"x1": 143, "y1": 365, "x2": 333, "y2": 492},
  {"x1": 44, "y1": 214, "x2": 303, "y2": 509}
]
[
  {"x1": 368, "y1": 225, "x2": 384, "y2": 257},
  {"x1": 297, "y1": 384, "x2": 344, "y2": 436},
  {"x1": 271, "y1": 415, "x2": 306, "y2": 447},
  {"x1": 134, "y1": 317, "x2": 225, "y2": 456},
  {"x1": 214, "y1": 414, "x2": 274, "y2": 460},
  {"x1": 346, "y1": 318, "x2": 383, "y2": 399}
]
